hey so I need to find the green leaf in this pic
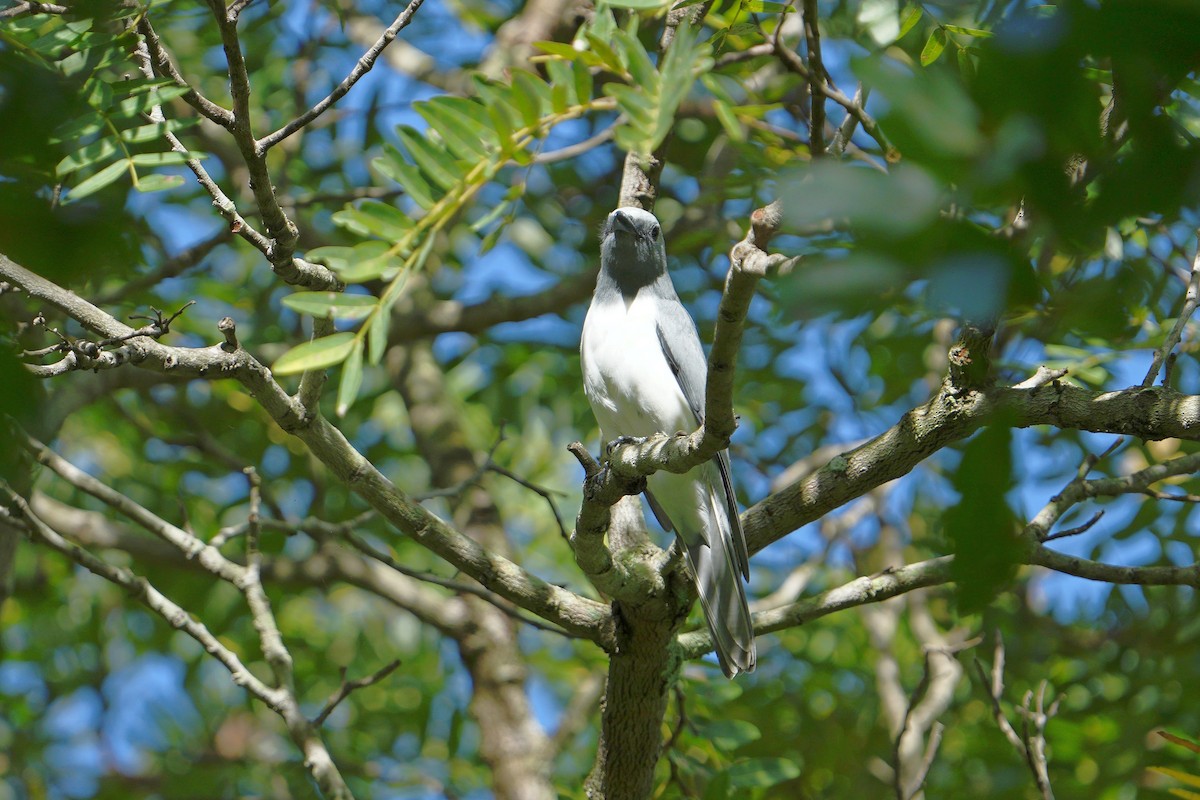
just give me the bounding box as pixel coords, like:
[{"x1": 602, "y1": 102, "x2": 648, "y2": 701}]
[
  {"x1": 119, "y1": 118, "x2": 200, "y2": 144},
  {"x1": 957, "y1": 47, "x2": 976, "y2": 81},
  {"x1": 472, "y1": 78, "x2": 525, "y2": 132},
  {"x1": 338, "y1": 249, "x2": 403, "y2": 283},
  {"x1": 702, "y1": 770, "x2": 732, "y2": 800},
  {"x1": 281, "y1": 292, "x2": 378, "y2": 320},
  {"x1": 712, "y1": 99, "x2": 745, "y2": 142},
  {"x1": 417, "y1": 100, "x2": 489, "y2": 160},
  {"x1": 739, "y1": 0, "x2": 793, "y2": 11},
  {"x1": 304, "y1": 246, "x2": 356, "y2": 274},
  {"x1": 50, "y1": 112, "x2": 106, "y2": 143},
  {"x1": 945, "y1": 425, "x2": 1020, "y2": 613},
  {"x1": 549, "y1": 80, "x2": 570, "y2": 114},
  {"x1": 920, "y1": 28, "x2": 948, "y2": 66},
  {"x1": 134, "y1": 173, "x2": 185, "y2": 193},
  {"x1": 943, "y1": 24, "x2": 993, "y2": 38},
  {"x1": 85, "y1": 79, "x2": 112, "y2": 111},
  {"x1": 604, "y1": 0, "x2": 669, "y2": 8},
  {"x1": 65, "y1": 159, "x2": 129, "y2": 202},
  {"x1": 533, "y1": 41, "x2": 583, "y2": 61},
  {"x1": 607, "y1": 21, "x2": 707, "y2": 155},
  {"x1": 726, "y1": 757, "x2": 802, "y2": 789},
  {"x1": 511, "y1": 71, "x2": 550, "y2": 126},
  {"x1": 434, "y1": 97, "x2": 500, "y2": 148},
  {"x1": 584, "y1": 33, "x2": 625, "y2": 74},
  {"x1": 272, "y1": 332, "x2": 357, "y2": 375},
  {"x1": 692, "y1": 719, "x2": 761, "y2": 750},
  {"x1": 546, "y1": 59, "x2": 577, "y2": 108},
  {"x1": 367, "y1": 308, "x2": 389, "y2": 365},
  {"x1": 109, "y1": 86, "x2": 189, "y2": 119},
  {"x1": 898, "y1": 5, "x2": 923, "y2": 40},
  {"x1": 109, "y1": 77, "x2": 182, "y2": 97},
  {"x1": 335, "y1": 339, "x2": 364, "y2": 417},
  {"x1": 396, "y1": 126, "x2": 463, "y2": 191},
  {"x1": 336, "y1": 200, "x2": 414, "y2": 241},
  {"x1": 372, "y1": 148, "x2": 437, "y2": 210},
  {"x1": 57, "y1": 138, "x2": 121, "y2": 175},
  {"x1": 572, "y1": 58, "x2": 593, "y2": 106},
  {"x1": 614, "y1": 29, "x2": 657, "y2": 88},
  {"x1": 130, "y1": 151, "x2": 198, "y2": 167}
]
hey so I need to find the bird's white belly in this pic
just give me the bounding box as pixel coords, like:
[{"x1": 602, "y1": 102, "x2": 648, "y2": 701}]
[{"x1": 582, "y1": 293, "x2": 693, "y2": 441}]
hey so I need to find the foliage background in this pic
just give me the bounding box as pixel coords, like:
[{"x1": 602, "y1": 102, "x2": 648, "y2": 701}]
[{"x1": 2, "y1": 0, "x2": 1200, "y2": 797}]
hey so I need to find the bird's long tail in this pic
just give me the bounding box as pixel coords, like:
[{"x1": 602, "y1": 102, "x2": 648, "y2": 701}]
[{"x1": 680, "y1": 481, "x2": 756, "y2": 677}]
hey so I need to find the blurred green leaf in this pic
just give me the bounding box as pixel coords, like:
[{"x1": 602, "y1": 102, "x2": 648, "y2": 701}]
[
  {"x1": 945, "y1": 425, "x2": 1020, "y2": 613},
  {"x1": 727, "y1": 757, "x2": 802, "y2": 788}
]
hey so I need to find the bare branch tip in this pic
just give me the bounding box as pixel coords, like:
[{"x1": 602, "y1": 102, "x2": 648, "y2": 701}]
[
  {"x1": 218, "y1": 316, "x2": 239, "y2": 351},
  {"x1": 568, "y1": 441, "x2": 602, "y2": 479}
]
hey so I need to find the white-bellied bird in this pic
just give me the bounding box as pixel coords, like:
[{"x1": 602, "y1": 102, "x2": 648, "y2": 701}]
[{"x1": 580, "y1": 207, "x2": 756, "y2": 677}]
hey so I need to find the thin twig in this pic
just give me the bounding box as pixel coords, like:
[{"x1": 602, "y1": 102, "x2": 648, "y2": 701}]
[
  {"x1": 532, "y1": 124, "x2": 618, "y2": 164},
  {"x1": 487, "y1": 461, "x2": 570, "y2": 542},
  {"x1": 773, "y1": 31, "x2": 892, "y2": 157},
  {"x1": 258, "y1": 0, "x2": 427, "y2": 151},
  {"x1": 312, "y1": 659, "x2": 402, "y2": 726},
  {"x1": 827, "y1": 83, "x2": 867, "y2": 156},
  {"x1": 1040, "y1": 510, "x2": 1104, "y2": 542},
  {"x1": 341, "y1": 530, "x2": 581, "y2": 639},
  {"x1": 1143, "y1": 230, "x2": 1200, "y2": 386},
  {"x1": 1, "y1": 484, "x2": 286, "y2": 711}
]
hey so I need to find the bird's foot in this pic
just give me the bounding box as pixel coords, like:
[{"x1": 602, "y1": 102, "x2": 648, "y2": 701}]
[{"x1": 605, "y1": 435, "x2": 647, "y2": 458}]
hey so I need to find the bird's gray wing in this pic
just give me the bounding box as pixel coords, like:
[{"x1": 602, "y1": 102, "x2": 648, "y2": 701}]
[{"x1": 655, "y1": 306, "x2": 749, "y2": 580}]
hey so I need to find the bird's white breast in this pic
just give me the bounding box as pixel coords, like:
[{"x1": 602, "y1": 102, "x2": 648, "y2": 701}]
[{"x1": 581, "y1": 290, "x2": 693, "y2": 441}]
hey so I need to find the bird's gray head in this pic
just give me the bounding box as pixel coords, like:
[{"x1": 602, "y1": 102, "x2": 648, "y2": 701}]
[{"x1": 599, "y1": 207, "x2": 668, "y2": 295}]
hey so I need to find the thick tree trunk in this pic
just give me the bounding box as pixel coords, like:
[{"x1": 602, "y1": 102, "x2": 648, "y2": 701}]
[{"x1": 585, "y1": 581, "x2": 687, "y2": 799}]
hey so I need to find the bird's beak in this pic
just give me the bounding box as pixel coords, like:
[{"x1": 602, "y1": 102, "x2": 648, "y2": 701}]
[{"x1": 610, "y1": 210, "x2": 637, "y2": 237}]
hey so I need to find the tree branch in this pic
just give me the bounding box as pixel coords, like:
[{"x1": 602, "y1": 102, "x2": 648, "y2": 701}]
[
  {"x1": 0, "y1": 0, "x2": 66, "y2": 18},
  {"x1": 678, "y1": 556, "x2": 956, "y2": 660},
  {"x1": 1143, "y1": 228, "x2": 1200, "y2": 386},
  {"x1": 773, "y1": 31, "x2": 892, "y2": 157},
  {"x1": 137, "y1": 17, "x2": 234, "y2": 128},
  {"x1": 744, "y1": 378, "x2": 1200, "y2": 555},
  {"x1": 258, "y1": 0, "x2": 427, "y2": 151},
  {"x1": 2, "y1": 486, "x2": 356, "y2": 799},
  {"x1": 801, "y1": 0, "x2": 826, "y2": 156},
  {"x1": 0, "y1": 253, "x2": 613, "y2": 645}
]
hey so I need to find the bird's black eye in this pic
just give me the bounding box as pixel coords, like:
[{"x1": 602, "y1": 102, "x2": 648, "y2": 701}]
[{"x1": 650, "y1": 224, "x2": 660, "y2": 239}]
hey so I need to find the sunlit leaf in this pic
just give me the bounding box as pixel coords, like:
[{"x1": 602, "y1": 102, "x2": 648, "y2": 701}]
[
  {"x1": 134, "y1": 173, "x2": 185, "y2": 193},
  {"x1": 64, "y1": 158, "x2": 129, "y2": 202},
  {"x1": 281, "y1": 292, "x2": 378, "y2": 320},
  {"x1": 336, "y1": 339, "x2": 364, "y2": 417},
  {"x1": 272, "y1": 332, "x2": 358, "y2": 375},
  {"x1": 920, "y1": 27, "x2": 948, "y2": 66},
  {"x1": 898, "y1": 5, "x2": 923, "y2": 39}
]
